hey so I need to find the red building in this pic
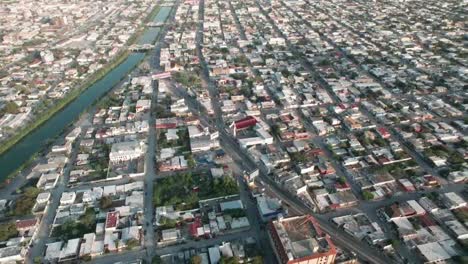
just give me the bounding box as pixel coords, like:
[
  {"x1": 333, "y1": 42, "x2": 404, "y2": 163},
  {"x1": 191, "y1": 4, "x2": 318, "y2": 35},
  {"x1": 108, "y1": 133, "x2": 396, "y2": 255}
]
[
  {"x1": 231, "y1": 116, "x2": 257, "y2": 136},
  {"x1": 155, "y1": 117, "x2": 178, "y2": 129},
  {"x1": 233, "y1": 116, "x2": 257, "y2": 130},
  {"x1": 376, "y1": 127, "x2": 390, "y2": 139},
  {"x1": 105, "y1": 211, "x2": 119, "y2": 231}
]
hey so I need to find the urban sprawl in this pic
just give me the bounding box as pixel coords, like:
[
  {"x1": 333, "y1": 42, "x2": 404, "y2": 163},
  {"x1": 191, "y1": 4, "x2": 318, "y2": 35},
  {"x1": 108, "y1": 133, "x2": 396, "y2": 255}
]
[{"x1": 0, "y1": 0, "x2": 466, "y2": 264}]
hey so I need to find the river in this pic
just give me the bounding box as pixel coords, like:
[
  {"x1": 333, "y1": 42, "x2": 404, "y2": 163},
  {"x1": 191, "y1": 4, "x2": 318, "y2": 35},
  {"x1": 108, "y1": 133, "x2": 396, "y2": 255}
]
[{"x1": 0, "y1": 6, "x2": 172, "y2": 180}]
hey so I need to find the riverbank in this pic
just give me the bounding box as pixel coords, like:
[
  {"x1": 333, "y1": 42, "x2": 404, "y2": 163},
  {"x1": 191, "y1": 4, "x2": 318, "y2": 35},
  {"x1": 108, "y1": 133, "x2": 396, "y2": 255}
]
[
  {"x1": 0, "y1": 5, "x2": 173, "y2": 181},
  {"x1": 0, "y1": 4, "x2": 162, "y2": 156}
]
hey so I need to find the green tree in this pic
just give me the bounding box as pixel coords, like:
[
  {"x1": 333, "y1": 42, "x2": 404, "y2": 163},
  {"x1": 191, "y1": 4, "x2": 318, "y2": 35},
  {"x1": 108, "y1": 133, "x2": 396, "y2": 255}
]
[
  {"x1": 99, "y1": 196, "x2": 113, "y2": 209},
  {"x1": 270, "y1": 124, "x2": 281, "y2": 136},
  {"x1": 159, "y1": 216, "x2": 178, "y2": 229},
  {"x1": 251, "y1": 256, "x2": 263, "y2": 264},
  {"x1": 220, "y1": 256, "x2": 240, "y2": 264},
  {"x1": 337, "y1": 176, "x2": 346, "y2": 185},
  {"x1": 190, "y1": 255, "x2": 202, "y2": 264},
  {"x1": 0, "y1": 102, "x2": 19, "y2": 115},
  {"x1": 0, "y1": 222, "x2": 18, "y2": 241},
  {"x1": 126, "y1": 238, "x2": 140, "y2": 250},
  {"x1": 14, "y1": 187, "x2": 41, "y2": 216},
  {"x1": 363, "y1": 191, "x2": 374, "y2": 200},
  {"x1": 223, "y1": 209, "x2": 246, "y2": 218},
  {"x1": 80, "y1": 208, "x2": 96, "y2": 227},
  {"x1": 449, "y1": 151, "x2": 464, "y2": 164},
  {"x1": 152, "y1": 255, "x2": 162, "y2": 264}
]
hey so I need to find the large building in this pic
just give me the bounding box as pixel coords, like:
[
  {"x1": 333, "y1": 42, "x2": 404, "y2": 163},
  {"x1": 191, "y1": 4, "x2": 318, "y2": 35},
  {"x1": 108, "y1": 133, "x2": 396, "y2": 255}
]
[
  {"x1": 268, "y1": 215, "x2": 337, "y2": 264},
  {"x1": 109, "y1": 141, "x2": 143, "y2": 163}
]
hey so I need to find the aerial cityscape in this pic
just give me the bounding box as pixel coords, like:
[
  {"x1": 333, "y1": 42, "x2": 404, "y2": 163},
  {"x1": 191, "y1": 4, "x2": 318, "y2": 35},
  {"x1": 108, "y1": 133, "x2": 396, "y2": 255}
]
[{"x1": 0, "y1": 0, "x2": 466, "y2": 263}]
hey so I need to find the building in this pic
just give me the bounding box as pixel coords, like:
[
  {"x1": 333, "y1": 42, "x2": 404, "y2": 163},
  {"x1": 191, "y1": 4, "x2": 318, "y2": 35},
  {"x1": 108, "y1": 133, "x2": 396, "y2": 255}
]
[
  {"x1": 268, "y1": 215, "x2": 337, "y2": 264},
  {"x1": 36, "y1": 192, "x2": 51, "y2": 204},
  {"x1": 442, "y1": 192, "x2": 466, "y2": 210},
  {"x1": 59, "y1": 238, "x2": 81, "y2": 261},
  {"x1": 0, "y1": 246, "x2": 23, "y2": 263},
  {"x1": 109, "y1": 141, "x2": 143, "y2": 163},
  {"x1": 416, "y1": 242, "x2": 451, "y2": 263},
  {"x1": 156, "y1": 117, "x2": 178, "y2": 129},
  {"x1": 256, "y1": 195, "x2": 285, "y2": 221},
  {"x1": 60, "y1": 192, "x2": 76, "y2": 206},
  {"x1": 231, "y1": 116, "x2": 257, "y2": 136},
  {"x1": 135, "y1": 99, "x2": 151, "y2": 112},
  {"x1": 161, "y1": 228, "x2": 181, "y2": 242},
  {"x1": 105, "y1": 211, "x2": 119, "y2": 231},
  {"x1": 208, "y1": 246, "x2": 221, "y2": 264},
  {"x1": 15, "y1": 218, "x2": 38, "y2": 236}
]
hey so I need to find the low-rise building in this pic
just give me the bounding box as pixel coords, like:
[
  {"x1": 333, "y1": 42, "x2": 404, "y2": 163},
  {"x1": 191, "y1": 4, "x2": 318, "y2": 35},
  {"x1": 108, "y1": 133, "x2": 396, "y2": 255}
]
[{"x1": 268, "y1": 215, "x2": 337, "y2": 264}]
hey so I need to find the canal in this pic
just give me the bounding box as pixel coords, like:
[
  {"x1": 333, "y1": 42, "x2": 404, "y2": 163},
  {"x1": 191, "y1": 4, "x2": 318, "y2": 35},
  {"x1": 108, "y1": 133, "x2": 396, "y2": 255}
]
[{"x1": 0, "y1": 6, "x2": 172, "y2": 180}]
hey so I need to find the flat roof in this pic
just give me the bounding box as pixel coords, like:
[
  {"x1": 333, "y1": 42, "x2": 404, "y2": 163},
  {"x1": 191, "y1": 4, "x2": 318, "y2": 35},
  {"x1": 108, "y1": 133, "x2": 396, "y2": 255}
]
[
  {"x1": 105, "y1": 211, "x2": 119, "y2": 229},
  {"x1": 271, "y1": 215, "x2": 334, "y2": 261}
]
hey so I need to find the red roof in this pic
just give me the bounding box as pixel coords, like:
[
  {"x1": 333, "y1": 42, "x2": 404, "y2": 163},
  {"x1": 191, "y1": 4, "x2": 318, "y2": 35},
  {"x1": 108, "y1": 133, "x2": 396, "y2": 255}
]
[
  {"x1": 234, "y1": 116, "x2": 257, "y2": 130},
  {"x1": 106, "y1": 211, "x2": 119, "y2": 229},
  {"x1": 16, "y1": 219, "x2": 37, "y2": 230},
  {"x1": 189, "y1": 218, "x2": 202, "y2": 237},
  {"x1": 377, "y1": 127, "x2": 390, "y2": 137},
  {"x1": 419, "y1": 214, "x2": 435, "y2": 227}
]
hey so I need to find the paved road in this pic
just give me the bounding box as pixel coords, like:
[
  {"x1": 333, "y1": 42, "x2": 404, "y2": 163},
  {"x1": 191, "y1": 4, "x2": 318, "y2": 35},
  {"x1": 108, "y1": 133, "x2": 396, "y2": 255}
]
[
  {"x1": 141, "y1": 3, "x2": 179, "y2": 263},
  {"x1": 195, "y1": 0, "x2": 276, "y2": 264},
  {"x1": 26, "y1": 125, "x2": 84, "y2": 263}
]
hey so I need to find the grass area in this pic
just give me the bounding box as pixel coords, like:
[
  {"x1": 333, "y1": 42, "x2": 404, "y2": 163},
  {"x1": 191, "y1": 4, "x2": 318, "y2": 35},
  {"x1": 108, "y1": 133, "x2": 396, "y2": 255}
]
[
  {"x1": 11, "y1": 187, "x2": 41, "y2": 216},
  {"x1": 153, "y1": 172, "x2": 238, "y2": 211}
]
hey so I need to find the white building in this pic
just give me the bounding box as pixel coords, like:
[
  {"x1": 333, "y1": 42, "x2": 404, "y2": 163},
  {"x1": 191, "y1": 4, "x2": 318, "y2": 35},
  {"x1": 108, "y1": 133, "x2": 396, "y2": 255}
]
[
  {"x1": 136, "y1": 99, "x2": 151, "y2": 112},
  {"x1": 109, "y1": 141, "x2": 144, "y2": 163},
  {"x1": 60, "y1": 192, "x2": 76, "y2": 206}
]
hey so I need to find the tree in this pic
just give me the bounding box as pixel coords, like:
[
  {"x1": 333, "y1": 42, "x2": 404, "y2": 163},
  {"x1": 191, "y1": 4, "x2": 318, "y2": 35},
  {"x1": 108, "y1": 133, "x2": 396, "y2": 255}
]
[
  {"x1": 0, "y1": 102, "x2": 20, "y2": 115},
  {"x1": 99, "y1": 196, "x2": 113, "y2": 209},
  {"x1": 0, "y1": 222, "x2": 18, "y2": 241},
  {"x1": 81, "y1": 254, "x2": 92, "y2": 261},
  {"x1": 270, "y1": 124, "x2": 281, "y2": 136},
  {"x1": 251, "y1": 256, "x2": 263, "y2": 264},
  {"x1": 159, "y1": 216, "x2": 178, "y2": 229},
  {"x1": 190, "y1": 255, "x2": 202, "y2": 264},
  {"x1": 152, "y1": 255, "x2": 162, "y2": 264},
  {"x1": 14, "y1": 187, "x2": 41, "y2": 216},
  {"x1": 80, "y1": 208, "x2": 96, "y2": 227},
  {"x1": 449, "y1": 151, "x2": 464, "y2": 164},
  {"x1": 223, "y1": 209, "x2": 246, "y2": 218},
  {"x1": 337, "y1": 176, "x2": 346, "y2": 185},
  {"x1": 126, "y1": 238, "x2": 140, "y2": 250},
  {"x1": 220, "y1": 256, "x2": 240, "y2": 264},
  {"x1": 187, "y1": 154, "x2": 196, "y2": 168},
  {"x1": 362, "y1": 191, "x2": 374, "y2": 200}
]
